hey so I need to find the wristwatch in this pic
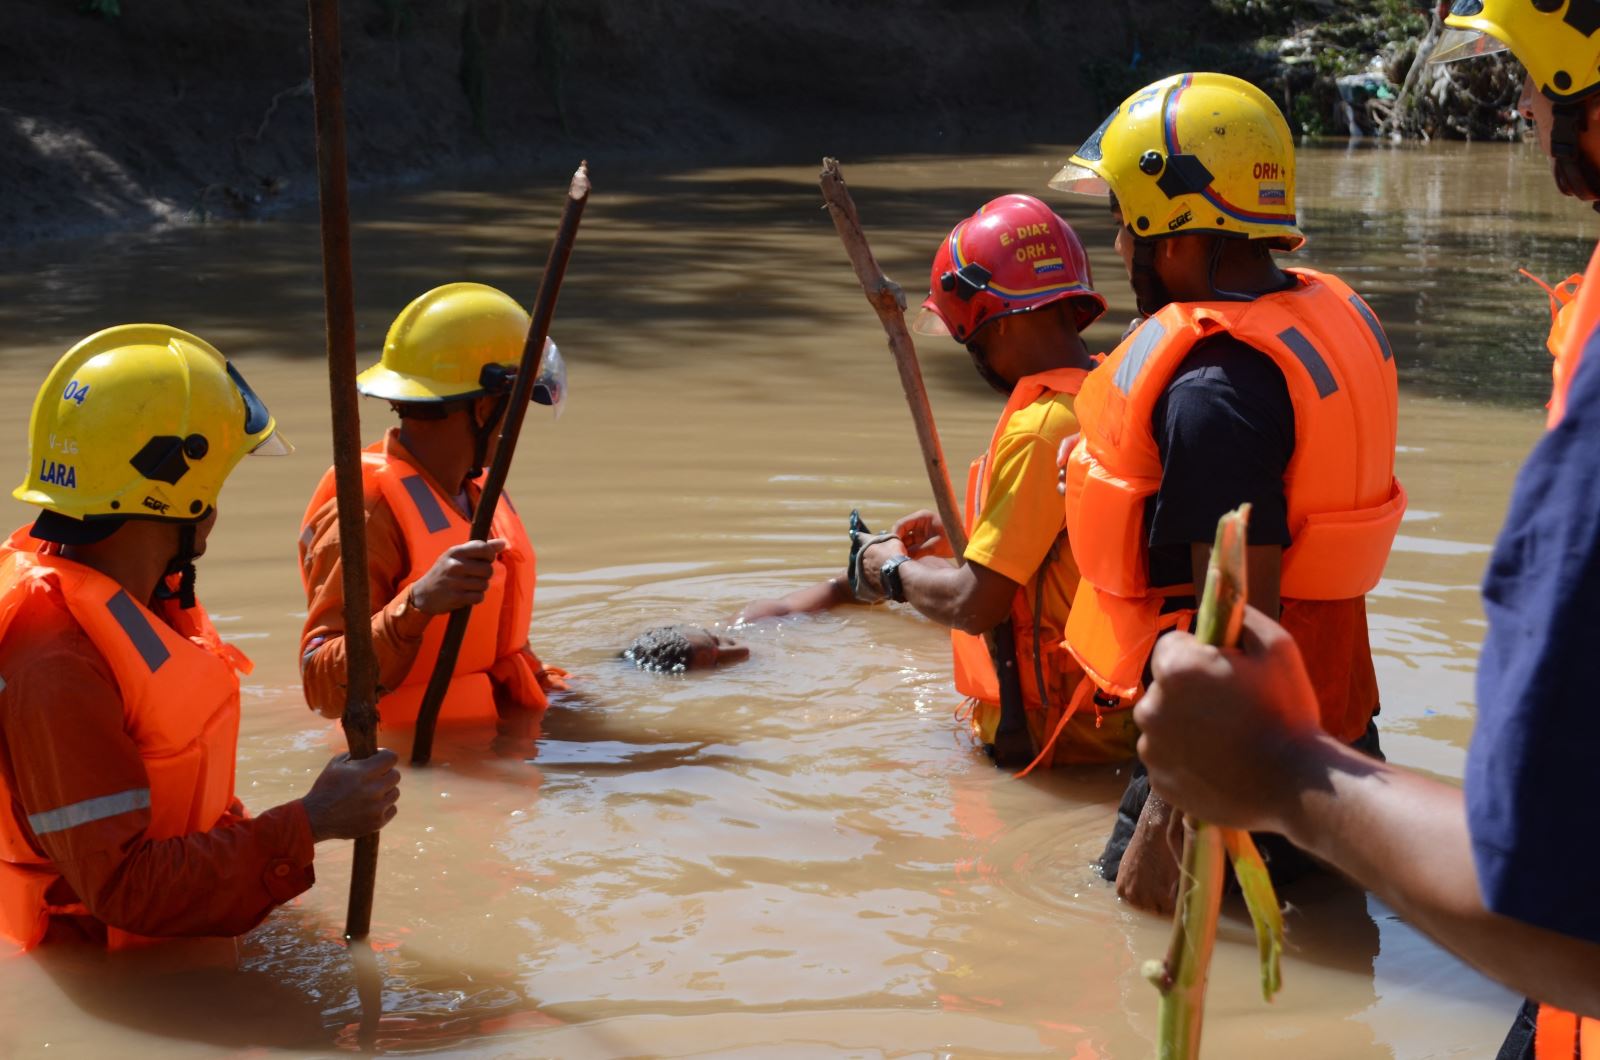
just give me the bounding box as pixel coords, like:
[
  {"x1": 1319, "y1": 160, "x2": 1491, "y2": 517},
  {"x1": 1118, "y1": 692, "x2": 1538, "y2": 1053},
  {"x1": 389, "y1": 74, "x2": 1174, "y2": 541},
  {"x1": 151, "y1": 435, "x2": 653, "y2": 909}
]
[{"x1": 880, "y1": 555, "x2": 912, "y2": 603}]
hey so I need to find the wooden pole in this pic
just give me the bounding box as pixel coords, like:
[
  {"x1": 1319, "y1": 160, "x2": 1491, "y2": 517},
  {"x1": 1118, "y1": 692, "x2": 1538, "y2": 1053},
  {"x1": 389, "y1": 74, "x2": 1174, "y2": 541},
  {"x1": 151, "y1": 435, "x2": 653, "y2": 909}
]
[
  {"x1": 409, "y1": 162, "x2": 591, "y2": 766},
  {"x1": 818, "y1": 158, "x2": 1035, "y2": 768},
  {"x1": 307, "y1": 0, "x2": 382, "y2": 939}
]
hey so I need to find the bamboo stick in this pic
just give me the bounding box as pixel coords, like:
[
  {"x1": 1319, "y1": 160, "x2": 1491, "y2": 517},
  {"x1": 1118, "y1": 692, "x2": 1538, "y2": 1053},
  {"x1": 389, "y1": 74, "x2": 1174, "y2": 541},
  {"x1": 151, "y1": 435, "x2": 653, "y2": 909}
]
[{"x1": 1143, "y1": 505, "x2": 1284, "y2": 1058}]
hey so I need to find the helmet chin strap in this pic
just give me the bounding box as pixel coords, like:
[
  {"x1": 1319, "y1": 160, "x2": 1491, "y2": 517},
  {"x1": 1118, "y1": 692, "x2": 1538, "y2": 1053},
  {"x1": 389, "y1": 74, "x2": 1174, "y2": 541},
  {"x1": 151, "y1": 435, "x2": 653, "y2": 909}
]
[
  {"x1": 1549, "y1": 101, "x2": 1600, "y2": 210},
  {"x1": 155, "y1": 522, "x2": 200, "y2": 610},
  {"x1": 1130, "y1": 235, "x2": 1174, "y2": 316},
  {"x1": 469, "y1": 394, "x2": 512, "y2": 481},
  {"x1": 965, "y1": 340, "x2": 1017, "y2": 397}
]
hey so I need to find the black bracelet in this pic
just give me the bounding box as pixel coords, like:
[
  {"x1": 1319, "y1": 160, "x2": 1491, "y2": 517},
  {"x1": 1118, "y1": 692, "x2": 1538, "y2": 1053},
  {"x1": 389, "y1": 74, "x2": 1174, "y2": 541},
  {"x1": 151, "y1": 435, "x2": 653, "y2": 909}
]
[{"x1": 881, "y1": 555, "x2": 911, "y2": 603}]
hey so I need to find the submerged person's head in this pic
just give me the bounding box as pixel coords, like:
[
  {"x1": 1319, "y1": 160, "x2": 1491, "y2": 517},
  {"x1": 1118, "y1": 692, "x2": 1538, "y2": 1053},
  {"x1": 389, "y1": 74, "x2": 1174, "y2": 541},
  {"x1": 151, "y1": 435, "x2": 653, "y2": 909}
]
[
  {"x1": 1051, "y1": 72, "x2": 1303, "y2": 314},
  {"x1": 624, "y1": 625, "x2": 750, "y2": 673},
  {"x1": 914, "y1": 194, "x2": 1104, "y2": 395}
]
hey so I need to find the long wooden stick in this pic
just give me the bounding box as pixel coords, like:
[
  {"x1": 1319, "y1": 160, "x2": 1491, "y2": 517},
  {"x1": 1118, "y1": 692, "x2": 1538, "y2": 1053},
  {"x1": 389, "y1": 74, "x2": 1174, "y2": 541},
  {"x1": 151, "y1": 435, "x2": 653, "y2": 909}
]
[
  {"x1": 307, "y1": 0, "x2": 382, "y2": 940},
  {"x1": 818, "y1": 157, "x2": 1034, "y2": 768},
  {"x1": 410, "y1": 162, "x2": 591, "y2": 766}
]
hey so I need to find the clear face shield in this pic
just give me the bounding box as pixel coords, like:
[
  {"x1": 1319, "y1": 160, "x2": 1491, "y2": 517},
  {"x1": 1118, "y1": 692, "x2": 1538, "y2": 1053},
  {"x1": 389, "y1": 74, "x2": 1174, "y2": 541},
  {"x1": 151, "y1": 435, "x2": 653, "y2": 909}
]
[
  {"x1": 477, "y1": 337, "x2": 568, "y2": 421},
  {"x1": 1048, "y1": 163, "x2": 1112, "y2": 197},
  {"x1": 912, "y1": 306, "x2": 952, "y2": 337},
  {"x1": 531, "y1": 338, "x2": 567, "y2": 420},
  {"x1": 1430, "y1": 27, "x2": 1509, "y2": 66}
]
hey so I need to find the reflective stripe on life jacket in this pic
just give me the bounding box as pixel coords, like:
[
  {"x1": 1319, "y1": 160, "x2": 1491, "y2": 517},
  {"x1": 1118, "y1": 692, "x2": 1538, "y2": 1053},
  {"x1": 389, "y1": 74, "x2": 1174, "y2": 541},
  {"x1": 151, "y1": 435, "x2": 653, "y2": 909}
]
[
  {"x1": 300, "y1": 447, "x2": 541, "y2": 728},
  {"x1": 1062, "y1": 268, "x2": 1406, "y2": 739},
  {"x1": 1536, "y1": 1004, "x2": 1600, "y2": 1059},
  {"x1": 0, "y1": 528, "x2": 247, "y2": 953}
]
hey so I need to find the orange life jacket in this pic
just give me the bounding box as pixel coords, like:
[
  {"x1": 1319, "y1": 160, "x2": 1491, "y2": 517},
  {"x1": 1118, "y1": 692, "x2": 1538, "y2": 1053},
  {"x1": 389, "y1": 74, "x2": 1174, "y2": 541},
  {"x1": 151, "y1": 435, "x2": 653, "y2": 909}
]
[
  {"x1": 1543, "y1": 242, "x2": 1600, "y2": 430},
  {"x1": 1527, "y1": 244, "x2": 1600, "y2": 1060},
  {"x1": 950, "y1": 367, "x2": 1122, "y2": 765},
  {"x1": 1537, "y1": 1004, "x2": 1600, "y2": 1060},
  {"x1": 0, "y1": 529, "x2": 249, "y2": 953},
  {"x1": 300, "y1": 447, "x2": 542, "y2": 728},
  {"x1": 1062, "y1": 268, "x2": 1407, "y2": 741}
]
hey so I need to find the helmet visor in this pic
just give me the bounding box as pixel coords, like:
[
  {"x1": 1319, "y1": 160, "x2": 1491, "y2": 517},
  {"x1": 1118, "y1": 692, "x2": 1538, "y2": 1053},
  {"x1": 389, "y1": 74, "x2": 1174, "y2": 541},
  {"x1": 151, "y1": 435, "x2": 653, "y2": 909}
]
[
  {"x1": 226, "y1": 361, "x2": 293, "y2": 456},
  {"x1": 1431, "y1": 26, "x2": 1509, "y2": 65},
  {"x1": 531, "y1": 339, "x2": 567, "y2": 420},
  {"x1": 1048, "y1": 163, "x2": 1111, "y2": 196},
  {"x1": 912, "y1": 306, "x2": 952, "y2": 337}
]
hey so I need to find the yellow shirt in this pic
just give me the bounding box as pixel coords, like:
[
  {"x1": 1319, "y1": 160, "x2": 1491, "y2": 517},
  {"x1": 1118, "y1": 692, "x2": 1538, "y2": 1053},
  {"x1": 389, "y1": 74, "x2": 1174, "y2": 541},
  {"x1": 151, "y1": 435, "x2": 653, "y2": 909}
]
[
  {"x1": 963, "y1": 388, "x2": 1081, "y2": 645},
  {"x1": 957, "y1": 385, "x2": 1137, "y2": 765}
]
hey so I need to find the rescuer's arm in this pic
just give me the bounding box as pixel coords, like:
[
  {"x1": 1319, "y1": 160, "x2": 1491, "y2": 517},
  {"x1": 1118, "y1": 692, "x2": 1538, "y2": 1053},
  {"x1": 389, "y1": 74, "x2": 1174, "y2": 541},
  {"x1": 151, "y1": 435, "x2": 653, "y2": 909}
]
[
  {"x1": 735, "y1": 575, "x2": 856, "y2": 623},
  {"x1": 865, "y1": 546, "x2": 1020, "y2": 633},
  {"x1": 298, "y1": 499, "x2": 433, "y2": 719},
  {"x1": 1136, "y1": 609, "x2": 1600, "y2": 1017},
  {"x1": 0, "y1": 625, "x2": 399, "y2": 940},
  {"x1": 859, "y1": 427, "x2": 1061, "y2": 634}
]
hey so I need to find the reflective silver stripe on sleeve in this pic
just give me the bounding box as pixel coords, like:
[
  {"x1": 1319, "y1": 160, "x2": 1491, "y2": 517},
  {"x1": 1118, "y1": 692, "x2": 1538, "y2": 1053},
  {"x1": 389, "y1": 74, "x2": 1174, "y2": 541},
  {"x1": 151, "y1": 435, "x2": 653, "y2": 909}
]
[
  {"x1": 1276, "y1": 326, "x2": 1340, "y2": 399},
  {"x1": 105, "y1": 590, "x2": 171, "y2": 672},
  {"x1": 1113, "y1": 318, "x2": 1168, "y2": 394},
  {"x1": 27, "y1": 788, "x2": 152, "y2": 836},
  {"x1": 400, "y1": 475, "x2": 452, "y2": 534}
]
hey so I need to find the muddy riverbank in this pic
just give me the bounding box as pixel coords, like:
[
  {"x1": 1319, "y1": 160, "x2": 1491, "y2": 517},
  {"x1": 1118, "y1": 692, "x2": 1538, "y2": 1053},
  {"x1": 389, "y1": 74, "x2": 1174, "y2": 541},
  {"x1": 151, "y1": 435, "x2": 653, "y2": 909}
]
[{"x1": 0, "y1": 0, "x2": 1201, "y2": 246}]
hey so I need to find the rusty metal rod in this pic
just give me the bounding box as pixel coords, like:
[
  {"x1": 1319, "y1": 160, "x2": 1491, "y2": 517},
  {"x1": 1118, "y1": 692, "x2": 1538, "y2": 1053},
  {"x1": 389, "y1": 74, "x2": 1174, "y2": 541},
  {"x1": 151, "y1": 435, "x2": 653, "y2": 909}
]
[
  {"x1": 410, "y1": 162, "x2": 592, "y2": 766},
  {"x1": 307, "y1": 0, "x2": 382, "y2": 939}
]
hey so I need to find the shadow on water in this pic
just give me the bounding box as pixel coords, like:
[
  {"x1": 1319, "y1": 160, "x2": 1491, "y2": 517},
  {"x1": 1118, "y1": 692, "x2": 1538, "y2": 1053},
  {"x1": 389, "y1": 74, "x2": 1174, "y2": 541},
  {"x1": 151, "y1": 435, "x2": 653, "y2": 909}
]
[
  {"x1": 30, "y1": 908, "x2": 554, "y2": 1055},
  {"x1": 4, "y1": 140, "x2": 1578, "y2": 410}
]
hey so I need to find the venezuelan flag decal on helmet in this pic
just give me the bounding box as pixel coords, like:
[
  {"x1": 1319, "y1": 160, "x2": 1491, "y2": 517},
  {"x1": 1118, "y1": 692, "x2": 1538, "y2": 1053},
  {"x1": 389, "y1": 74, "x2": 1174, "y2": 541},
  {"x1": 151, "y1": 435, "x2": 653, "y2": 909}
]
[
  {"x1": 1436, "y1": 0, "x2": 1600, "y2": 102},
  {"x1": 1051, "y1": 72, "x2": 1305, "y2": 251},
  {"x1": 915, "y1": 194, "x2": 1106, "y2": 342},
  {"x1": 13, "y1": 325, "x2": 287, "y2": 536}
]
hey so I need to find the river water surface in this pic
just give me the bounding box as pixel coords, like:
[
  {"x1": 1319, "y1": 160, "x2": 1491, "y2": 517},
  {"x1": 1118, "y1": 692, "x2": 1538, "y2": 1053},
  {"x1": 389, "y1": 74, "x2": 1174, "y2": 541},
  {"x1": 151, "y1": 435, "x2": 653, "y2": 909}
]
[{"x1": 0, "y1": 141, "x2": 1590, "y2": 1058}]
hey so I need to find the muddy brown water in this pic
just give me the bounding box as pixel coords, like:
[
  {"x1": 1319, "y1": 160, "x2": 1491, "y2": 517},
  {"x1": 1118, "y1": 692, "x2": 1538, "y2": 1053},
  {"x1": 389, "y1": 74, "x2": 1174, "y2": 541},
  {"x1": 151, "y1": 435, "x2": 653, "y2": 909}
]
[{"x1": 0, "y1": 141, "x2": 1589, "y2": 1058}]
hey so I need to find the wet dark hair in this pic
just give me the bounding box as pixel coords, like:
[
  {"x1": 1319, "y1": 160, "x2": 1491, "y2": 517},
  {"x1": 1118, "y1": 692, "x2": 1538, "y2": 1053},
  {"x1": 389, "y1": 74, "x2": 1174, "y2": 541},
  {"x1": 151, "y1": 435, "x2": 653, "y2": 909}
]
[{"x1": 623, "y1": 625, "x2": 698, "y2": 673}]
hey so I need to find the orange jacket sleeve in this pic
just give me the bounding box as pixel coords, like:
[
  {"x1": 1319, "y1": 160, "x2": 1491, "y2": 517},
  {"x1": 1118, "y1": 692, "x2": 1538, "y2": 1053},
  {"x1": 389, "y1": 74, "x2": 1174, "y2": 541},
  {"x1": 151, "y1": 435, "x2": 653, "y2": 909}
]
[
  {"x1": 298, "y1": 494, "x2": 434, "y2": 719},
  {"x1": 0, "y1": 599, "x2": 315, "y2": 942}
]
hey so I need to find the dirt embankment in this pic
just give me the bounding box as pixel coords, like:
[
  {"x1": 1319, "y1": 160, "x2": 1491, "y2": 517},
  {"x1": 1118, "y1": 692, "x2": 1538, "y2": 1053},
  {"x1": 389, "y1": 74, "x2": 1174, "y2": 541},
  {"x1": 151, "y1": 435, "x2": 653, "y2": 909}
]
[{"x1": 0, "y1": 0, "x2": 1200, "y2": 246}]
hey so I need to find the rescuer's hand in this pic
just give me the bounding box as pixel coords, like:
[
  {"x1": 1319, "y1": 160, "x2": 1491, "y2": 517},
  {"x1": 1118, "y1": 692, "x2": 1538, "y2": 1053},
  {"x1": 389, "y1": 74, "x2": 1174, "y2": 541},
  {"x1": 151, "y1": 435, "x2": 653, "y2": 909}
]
[
  {"x1": 1055, "y1": 434, "x2": 1080, "y2": 496},
  {"x1": 891, "y1": 510, "x2": 953, "y2": 559},
  {"x1": 1114, "y1": 795, "x2": 1184, "y2": 916},
  {"x1": 858, "y1": 536, "x2": 908, "y2": 595},
  {"x1": 408, "y1": 538, "x2": 508, "y2": 614},
  {"x1": 1135, "y1": 606, "x2": 1325, "y2": 835},
  {"x1": 302, "y1": 749, "x2": 402, "y2": 841}
]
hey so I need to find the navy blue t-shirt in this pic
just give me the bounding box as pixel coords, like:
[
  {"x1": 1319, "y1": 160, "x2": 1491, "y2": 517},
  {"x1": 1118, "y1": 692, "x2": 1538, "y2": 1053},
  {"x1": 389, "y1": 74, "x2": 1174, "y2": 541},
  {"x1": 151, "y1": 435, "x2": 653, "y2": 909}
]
[{"x1": 1469, "y1": 327, "x2": 1600, "y2": 947}]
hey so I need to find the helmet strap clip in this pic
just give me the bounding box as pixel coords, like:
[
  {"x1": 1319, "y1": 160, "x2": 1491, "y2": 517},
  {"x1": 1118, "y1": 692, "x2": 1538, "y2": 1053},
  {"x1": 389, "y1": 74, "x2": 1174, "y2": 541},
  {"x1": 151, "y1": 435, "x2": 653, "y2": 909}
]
[
  {"x1": 942, "y1": 262, "x2": 993, "y2": 302},
  {"x1": 154, "y1": 522, "x2": 200, "y2": 610}
]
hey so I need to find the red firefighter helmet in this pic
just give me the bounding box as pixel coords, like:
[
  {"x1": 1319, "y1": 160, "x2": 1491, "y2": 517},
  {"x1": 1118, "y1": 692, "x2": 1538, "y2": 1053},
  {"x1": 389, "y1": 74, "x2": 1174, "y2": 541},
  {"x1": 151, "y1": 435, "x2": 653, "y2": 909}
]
[{"x1": 915, "y1": 194, "x2": 1106, "y2": 343}]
